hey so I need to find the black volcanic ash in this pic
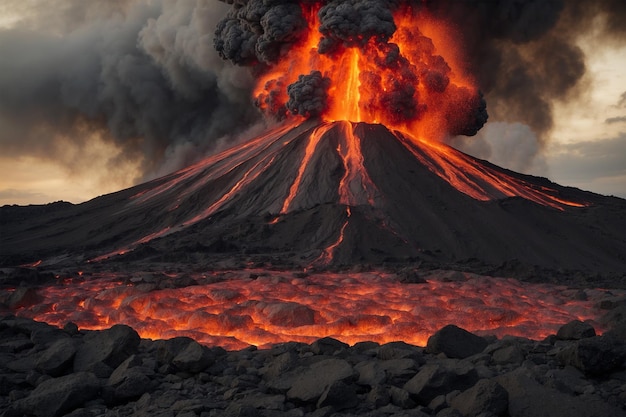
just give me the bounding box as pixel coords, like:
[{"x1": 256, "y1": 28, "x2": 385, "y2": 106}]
[
  {"x1": 286, "y1": 71, "x2": 331, "y2": 118},
  {"x1": 317, "y1": 0, "x2": 397, "y2": 54}
]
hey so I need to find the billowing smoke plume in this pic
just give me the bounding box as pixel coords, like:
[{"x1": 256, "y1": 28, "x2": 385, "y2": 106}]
[
  {"x1": 317, "y1": 0, "x2": 397, "y2": 54},
  {"x1": 424, "y1": 0, "x2": 626, "y2": 141},
  {"x1": 0, "y1": 0, "x2": 259, "y2": 181},
  {"x1": 215, "y1": 0, "x2": 626, "y2": 143},
  {"x1": 287, "y1": 71, "x2": 330, "y2": 118},
  {"x1": 2, "y1": 0, "x2": 626, "y2": 193}
]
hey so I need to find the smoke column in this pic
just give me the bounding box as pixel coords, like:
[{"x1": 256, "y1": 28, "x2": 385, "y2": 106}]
[
  {"x1": 0, "y1": 0, "x2": 260, "y2": 182},
  {"x1": 214, "y1": 0, "x2": 626, "y2": 142},
  {"x1": 1, "y1": 0, "x2": 625, "y2": 189}
]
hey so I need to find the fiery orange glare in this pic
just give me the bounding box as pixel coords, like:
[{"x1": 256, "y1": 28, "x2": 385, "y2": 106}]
[
  {"x1": 254, "y1": 4, "x2": 482, "y2": 141},
  {"x1": 9, "y1": 269, "x2": 617, "y2": 351}
]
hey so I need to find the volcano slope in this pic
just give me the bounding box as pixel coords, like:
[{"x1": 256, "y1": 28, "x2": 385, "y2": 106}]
[{"x1": 1, "y1": 120, "x2": 625, "y2": 285}]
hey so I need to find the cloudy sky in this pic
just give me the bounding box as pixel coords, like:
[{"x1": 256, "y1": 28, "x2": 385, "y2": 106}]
[{"x1": 0, "y1": 0, "x2": 625, "y2": 206}]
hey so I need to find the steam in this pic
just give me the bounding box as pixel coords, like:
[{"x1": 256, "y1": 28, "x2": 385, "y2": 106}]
[{"x1": 0, "y1": 0, "x2": 259, "y2": 182}]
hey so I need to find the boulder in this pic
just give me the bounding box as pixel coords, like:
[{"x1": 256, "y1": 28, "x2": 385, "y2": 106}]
[
  {"x1": 556, "y1": 320, "x2": 596, "y2": 340},
  {"x1": 316, "y1": 380, "x2": 358, "y2": 410},
  {"x1": 153, "y1": 336, "x2": 195, "y2": 365},
  {"x1": 492, "y1": 345, "x2": 525, "y2": 365},
  {"x1": 496, "y1": 368, "x2": 626, "y2": 417},
  {"x1": 449, "y1": 379, "x2": 508, "y2": 417},
  {"x1": 286, "y1": 358, "x2": 355, "y2": 403},
  {"x1": 104, "y1": 355, "x2": 152, "y2": 404},
  {"x1": 73, "y1": 325, "x2": 140, "y2": 375},
  {"x1": 262, "y1": 302, "x2": 316, "y2": 327},
  {"x1": 426, "y1": 325, "x2": 488, "y2": 359},
  {"x1": 367, "y1": 385, "x2": 391, "y2": 407},
  {"x1": 172, "y1": 340, "x2": 214, "y2": 373},
  {"x1": 310, "y1": 337, "x2": 348, "y2": 355},
  {"x1": 404, "y1": 361, "x2": 479, "y2": 404},
  {"x1": 7, "y1": 287, "x2": 43, "y2": 309},
  {"x1": 36, "y1": 338, "x2": 78, "y2": 377},
  {"x1": 14, "y1": 372, "x2": 101, "y2": 417},
  {"x1": 557, "y1": 335, "x2": 626, "y2": 375}
]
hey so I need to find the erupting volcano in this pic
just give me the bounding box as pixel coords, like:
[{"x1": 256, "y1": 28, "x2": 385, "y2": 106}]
[{"x1": 2, "y1": 0, "x2": 626, "y2": 357}]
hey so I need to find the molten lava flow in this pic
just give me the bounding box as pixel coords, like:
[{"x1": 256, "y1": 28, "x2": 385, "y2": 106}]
[
  {"x1": 278, "y1": 123, "x2": 333, "y2": 215},
  {"x1": 9, "y1": 269, "x2": 619, "y2": 351},
  {"x1": 337, "y1": 121, "x2": 377, "y2": 206},
  {"x1": 396, "y1": 131, "x2": 588, "y2": 210},
  {"x1": 316, "y1": 207, "x2": 351, "y2": 266}
]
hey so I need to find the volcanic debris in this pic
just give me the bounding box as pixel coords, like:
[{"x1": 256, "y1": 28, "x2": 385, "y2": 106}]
[{"x1": 1, "y1": 313, "x2": 626, "y2": 417}]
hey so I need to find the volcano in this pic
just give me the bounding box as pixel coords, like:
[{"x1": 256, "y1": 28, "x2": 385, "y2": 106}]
[{"x1": 2, "y1": 120, "x2": 625, "y2": 282}]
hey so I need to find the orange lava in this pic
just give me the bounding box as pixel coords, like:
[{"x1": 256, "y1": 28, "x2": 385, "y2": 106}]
[
  {"x1": 255, "y1": 4, "x2": 481, "y2": 140},
  {"x1": 396, "y1": 131, "x2": 587, "y2": 210},
  {"x1": 10, "y1": 269, "x2": 616, "y2": 351},
  {"x1": 279, "y1": 124, "x2": 332, "y2": 215},
  {"x1": 337, "y1": 121, "x2": 377, "y2": 206}
]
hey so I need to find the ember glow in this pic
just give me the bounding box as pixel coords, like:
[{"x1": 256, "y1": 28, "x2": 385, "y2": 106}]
[
  {"x1": 9, "y1": 269, "x2": 617, "y2": 351},
  {"x1": 253, "y1": 3, "x2": 485, "y2": 140}
]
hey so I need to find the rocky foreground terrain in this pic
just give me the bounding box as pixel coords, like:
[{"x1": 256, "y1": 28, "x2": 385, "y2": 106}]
[{"x1": 1, "y1": 302, "x2": 626, "y2": 417}]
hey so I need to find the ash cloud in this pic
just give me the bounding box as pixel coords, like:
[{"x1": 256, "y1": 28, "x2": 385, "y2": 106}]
[
  {"x1": 0, "y1": 0, "x2": 259, "y2": 181},
  {"x1": 286, "y1": 71, "x2": 330, "y2": 118},
  {"x1": 214, "y1": 0, "x2": 308, "y2": 65},
  {"x1": 423, "y1": 0, "x2": 626, "y2": 142},
  {"x1": 317, "y1": 0, "x2": 397, "y2": 54}
]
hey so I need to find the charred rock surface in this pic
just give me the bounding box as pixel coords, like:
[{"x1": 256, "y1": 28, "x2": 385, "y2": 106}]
[
  {"x1": 1, "y1": 315, "x2": 625, "y2": 417},
  {"x1": 1, "y1": 122, "x2": 625, "y2": 283}
]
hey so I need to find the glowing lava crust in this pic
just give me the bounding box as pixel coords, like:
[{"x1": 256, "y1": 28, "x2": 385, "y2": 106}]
[{"x1": 6, "y1": 269, "x2": 624, "y2": 351}]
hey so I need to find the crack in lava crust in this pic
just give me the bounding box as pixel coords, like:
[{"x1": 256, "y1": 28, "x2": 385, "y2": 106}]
[{"x1": 8, "y1": 269, "x2": 619, "y2": 351}]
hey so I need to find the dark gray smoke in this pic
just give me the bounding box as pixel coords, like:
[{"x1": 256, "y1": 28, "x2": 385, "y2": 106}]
[
  {"x1": 214, "y1": 0, "x2": 308, "y2": 65},
  {"x1": 422, "y1": 0, "x2": 626, "y2": 142},
  {"x1": 286, "y1": 71, "x2": 331, "y2": 118},
  {"x1": 0, "y1": 0, "x2": 259, "y2": 181},
  {"x1": 317, "y1": 0, "x2": 396, "y2": 54},
  {"x1": 215, "y1": 0, "x2": 626, "y2": 144}
]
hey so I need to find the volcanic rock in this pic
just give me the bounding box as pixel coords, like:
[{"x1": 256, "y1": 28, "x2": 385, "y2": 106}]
[
  {"x1": 171, "y1": 340, "x2": 215, "y2": 373},
  {"x1": 495, "y1": 368, "x2": 625, "y2": 417},
  {"x1": 35, "y1": 338, "x2": 77, "y2": 377},
  {"x1": 5, "y1": 287, "x2": 42, "y2": 310},
  {"x1": 557, "y1": 335, "x2": 626, "y2": 375},
  {"x1": 316, "y1": 380, "x2": 358, "y2": 410},
  {"x1": 285, "y1": 358, "x2": 355, "y2": 403},
  {"x1": 556, "y1": 320, "x2": 596, "y2": 340},
  {"x1": 103, "y1": 354, "x2": 154, "y2": 404},
  {"x1": 403, "y1": 361, "x2": 479, "y2": 404},
  {"x1": 1, "y1": 318, "x2": 626, "y2": 416},
  {"x1": 73, "y1": 324, "x2": 140, "y2": 376},
  {"x1": 310, "y1": 337, "x2": 349, "y2": 355},
  {"x1": 426, "y1": 324, "x2": 488, "y2": 359},
  {"x1": 13, "y1": 372, "x2": 101, "y2": 417},
  {"x1": 449, "y1": 379, "x2": 509, "y2": 417}
]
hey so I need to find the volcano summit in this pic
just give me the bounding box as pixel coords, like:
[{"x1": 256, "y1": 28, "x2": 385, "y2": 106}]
[{"x1": 2, "y1": 120, "x2": 625, "y2": 283}]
